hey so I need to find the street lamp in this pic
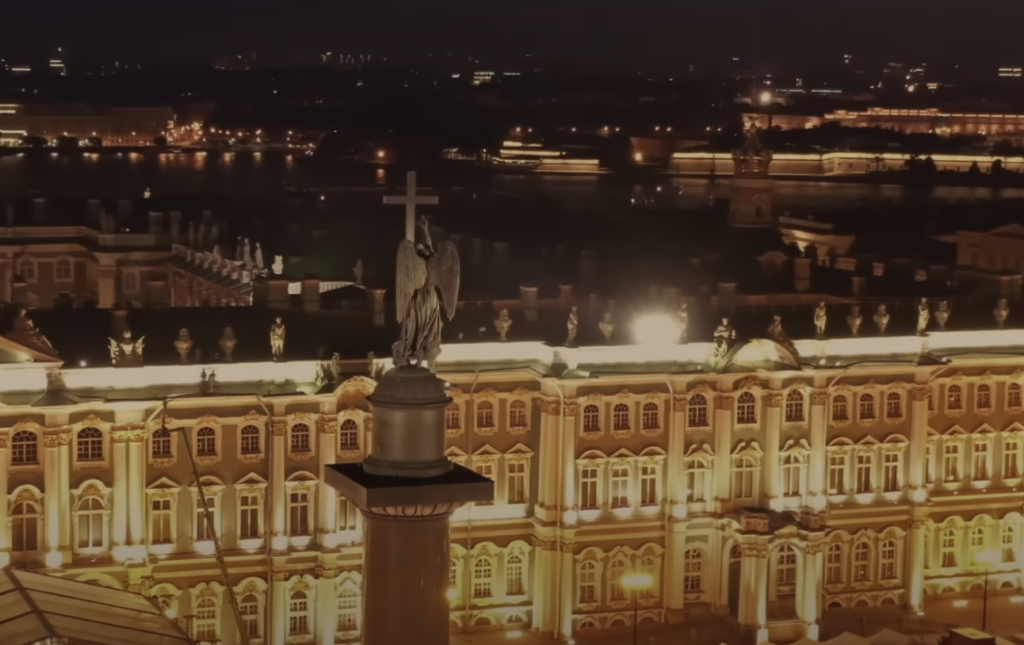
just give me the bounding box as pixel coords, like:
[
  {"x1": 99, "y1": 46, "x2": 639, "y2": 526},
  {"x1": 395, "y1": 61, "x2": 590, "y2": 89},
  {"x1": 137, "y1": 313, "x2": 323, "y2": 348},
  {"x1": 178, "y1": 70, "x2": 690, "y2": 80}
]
[
  {"x1": 622, "y1": 572, "x2": 653, "y2": 645},
  {"x1": 975, "y1": 549, "x2": 1001, "y2": 632}
]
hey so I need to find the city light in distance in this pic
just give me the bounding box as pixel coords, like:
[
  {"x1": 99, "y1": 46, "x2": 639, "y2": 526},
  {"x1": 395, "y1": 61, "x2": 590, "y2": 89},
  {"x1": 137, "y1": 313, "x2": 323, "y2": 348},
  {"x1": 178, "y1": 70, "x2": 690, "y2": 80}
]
[{"x1": 633, "y1": 314, "x2": 677, "y2": 346}]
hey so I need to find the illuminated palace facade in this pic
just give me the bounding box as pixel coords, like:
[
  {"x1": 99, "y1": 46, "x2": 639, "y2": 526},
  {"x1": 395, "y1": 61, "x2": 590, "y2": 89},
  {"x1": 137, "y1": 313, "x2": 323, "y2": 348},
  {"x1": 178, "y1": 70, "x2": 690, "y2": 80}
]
[{"x1": 2, "y1": 331, "x2": 1024, "y2": 643}]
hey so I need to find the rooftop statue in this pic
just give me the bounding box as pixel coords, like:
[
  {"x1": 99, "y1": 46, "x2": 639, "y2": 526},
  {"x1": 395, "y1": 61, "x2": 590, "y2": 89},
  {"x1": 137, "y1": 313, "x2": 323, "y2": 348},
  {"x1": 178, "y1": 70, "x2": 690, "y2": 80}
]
[
  {"x1": 732, "y1": 115, "x2": 773, "y2": 176},
  {"x1": 10, "y1": 307, "x2": 55, "y2": 354},
  {"x1": 393, "y1": 215, "x2": 460, "y2": 368}
]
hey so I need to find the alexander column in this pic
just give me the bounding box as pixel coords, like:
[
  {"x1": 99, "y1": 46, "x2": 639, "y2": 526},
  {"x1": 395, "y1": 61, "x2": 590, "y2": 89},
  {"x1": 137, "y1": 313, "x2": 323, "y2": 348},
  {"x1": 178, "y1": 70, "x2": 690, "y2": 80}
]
[{"x1": 326, "y1": 210, "x2": 492, "y2": 645}]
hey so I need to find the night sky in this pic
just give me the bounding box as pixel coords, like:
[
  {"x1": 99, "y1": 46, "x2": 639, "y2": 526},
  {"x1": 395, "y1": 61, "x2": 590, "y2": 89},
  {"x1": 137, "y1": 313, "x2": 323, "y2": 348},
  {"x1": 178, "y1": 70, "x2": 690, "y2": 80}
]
[{"x1": 5, "y1": 0, "x2": 1022, "y2": 69}]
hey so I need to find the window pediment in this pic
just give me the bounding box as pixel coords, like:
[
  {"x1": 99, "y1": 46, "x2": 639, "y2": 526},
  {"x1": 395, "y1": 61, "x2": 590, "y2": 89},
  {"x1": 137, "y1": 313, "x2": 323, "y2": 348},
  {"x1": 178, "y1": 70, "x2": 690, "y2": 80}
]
[{"x1": 731, "y1": 440, "x2": 762, "y2": 458}]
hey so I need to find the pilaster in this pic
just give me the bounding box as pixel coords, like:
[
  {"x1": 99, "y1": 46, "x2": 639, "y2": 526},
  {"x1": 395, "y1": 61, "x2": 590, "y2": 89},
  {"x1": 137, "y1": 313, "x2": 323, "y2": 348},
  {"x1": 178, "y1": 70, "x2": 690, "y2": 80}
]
[
  {"x1": 318, "y1": 418, "x2": 336, "y2": 547},
  {"x1": 270, "y1": 571, "x2": 288, "y2": 645},
  {"x1": 668, "y1": 397, "x2": 687, "y2": 518},
  {"x1": 764, "y1": 392, "x2": 782, "y2": 510},
  {"x1": 317, "y1": 568, "x2": 340, "y2": 644},
  {"x1": 534, "y1": 402, "x2": 561, "y2": 523},
  {"x1": 800, "y1": 541, "x2": 825, "y2": 639},
  {"x1": 663, "y1": 519, "x2": 688, "y2": 622},
  {"x1": 714, "y1": 395, "x2": 734, "y2": 512},
  {"x1": 556, "y1": 539, "x2": 576, "y2": 640},
  {"x1": 908, "y1": 386, "x2": 930, "y2": 503},
  {"x1": 97, "y1": 265, "x2": 117, "y2": 308},
  {"x1": 737, "y1": 542, "x2": 768, "y2": 631},
  {"x1": 906, "y1": 515, "x2": 927, "y2": 611},
  {"x1": 112, "y1": 433, "x2": 129, "y2": 546},
  {"x1": 808, "y1": 390, "x2": 828, "y2": 509},
  {"x1": 0, "y1": 433, "x2": 9, "y2": 565},
  {"x1": 560, "y1": 402, "x2": 579, "y2": 524},
  {"x1": 42, "y1": 432, "x2": 65, "y2": 568},
  {"x1": 530, "y1": 536, "x2": 557, "y2": 635},
  {"x1": 271, "y1": 420, "x2": 287, "y2": 549},
  {"x1": 128, "y1": 431, "x2": 146, "y2": 545},
  {"x1": 58, "y1": 437, "x2": 70, "y2": 557}
]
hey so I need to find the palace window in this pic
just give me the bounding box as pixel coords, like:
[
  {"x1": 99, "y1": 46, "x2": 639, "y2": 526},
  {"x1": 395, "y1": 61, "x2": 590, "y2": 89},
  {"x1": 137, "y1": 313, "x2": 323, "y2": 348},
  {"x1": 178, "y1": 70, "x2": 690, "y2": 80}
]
[
  {"x1": 886, "y1": 392, "x2": 902, "y2": 419},
  {"x1": 55, "y1": 259, "x2": 72, "y2": 281},
  {"x1": 973, "y1": 441, "x2": 990, "y2": 481},
  {"x1": 11, "y1": 430, "x2": 38, "y2": 465},
  {"x1": 826, "y1": 544, "x2": 844, "y2": 584},
  {"x1": 239, "y1": 493, "x2": 261, "y2": 540},
  {"x1": 76, "y1": 427, "x2": 104, "y2": 462},
  {"x1": 781, "y1": 454, "x2": 803, "y2": 496},
  {"x1": 476, "y1": 401, "x2": 495, "y2": 429},
  {"x1": 337, "y1": 496, "x2": 358, "y2": 533},
  {"x1": 151, "y1": 428, "x2": 172, "y2": 459},
  {"x1": 686, "y1": 457, "x2": 710, "y2": 502},
  {"x1": 290, "y1": 423, "x2": 311, "y2": 453},
  {"x1": 339, "y1": 419, "x2": 359, "y2": 451},
  {"x1": 638, "y1": 556, "x2": 657, "y2": 599},
  {"x1": 150, "y1": 498, "x2": 173, "y2": 544},
  {"x1": 337, "y1": 588, "x2": 359, "y2": 632},
  {"x1": 737, "y1": 392, "x2": 757, "y2": 424},
  {"x1": 506, "y1": 555, "x2": 525, "y2": 596},
  {"x1": 240, "y1": 594, "x2": 260, "y2": 637},
  {"x1": 683, "y1": 549, "x2": 705, "y2": 592},
  {"x1": 74, "y1": 496, "x2": 106, "y2": 551},
  {"x1": 977, "y1": 384, "x2": 992, "y2": 410},
  {"x1": 828, "y1": 453, "x2": 847, "y2": 495},
  {"x1": 509, "y1": 400, "x2": 528, "y2": 427},
  {"x1": 613, "y1": 403, "x2": 631, "y2": 431},
  {"x1": 688, "y1": 394, "x2": 709, "y2": 427},
  {"x1": 883, "y1": 452, "x2": 901, "y2": 492},
  {"x1": 940, "y1": 528, "x2": 958, "y2": 567},
  {"x1": 610, "y1": 465, "x2": 630, "y2": 508},
  {"x1": 507, "y1": 461, "x2": 527, "y2": 504},
  {"x1": 288, "y1": 591, "x2": 310, "y2": 635},
  {"x1": 1003, "y1": 524, "x2": 1017, "y2": 563},
  {"x1": 832, "y1": 395, "x2": 849, "y2": 422},
  {"x1": 196, "y1": 427, "x2": 217, "y2": 457},
  {"x1": 123, "y1": 271, "x2": 138, "y2": 292},
  {"x1": 578, "y1": 561, "x2": 597, "y2": 603},
  {"x1": 608, "y1": 559, "x2": 627, "y2": 601},
  {"x1": 853, "y1": 542, "x2": 870, "y2": 582},
  {"x1": 858, "y1": 394, "x2": 876, "y2": 420},
  {"x1": 194, "y1": 598, "x2": 219, "y2": 642},
  {"x1": 776, "y1": 545, "x2": 797, "y2": 586},
  {"x1": 944, "y1": 443, "x2": 961, "y2": 482},
  {"x1": 642, "y1": 402, "x2": 659, "y2": 430},
  {"x1": 449, "y1": 558, "x2": 460, "y2": 594},
  {"x1": 733, "y1": 457, "x2": 756, "y2": 499},
  {"x1": 785, "y1": 390, "x2": 805, "y2": 423},
  {"x1": 472, "y1": 558, "x2": 493, "y2": 599},
  {"x1": 473, "y1": 460, "x2": 495, "y2": 506},
  {"x1": 880, "y1": 540, "x2": 897, "y2": 579},
  {"x1": 855, "y1": 453, "x2": 873, "y2": 494},
  {"x1": 947, "y1": 385, "x2": 963, "y2": 411},
  {"x1": 239, "y1": 425, "x2": 261, "y2": 455},
  {"x1": 17, "y1": 258, "x2": 35, "y2": 281},
  {"x1": 640, "y1": 464, "x2": 658, "y2": 506},
  {"x1": 1006, "y1": 438, "x2": 1021, "y2": 479},
  {"x1": 12, "y1": 500, "x2": 40, "y2": 553},
  {"x1": 288, "y1": 491, "x2": 311, "y2": 536},
  {"x1": 969, "y1": 526, "x2": 986, "y2": 560},
  {"x1": 446, "y1": 403, "x2": 461, "y2": 430},
  {"x1": 1010, "y1": 383, "x2": 1023, "y2": 408},
  {"x1": 580, "y1": 467, "x2": 598, "y2": 509},
  {"x1": 194, "y1": 495, "x2": 218, "y2": 542},
  {"x1": 926, "y1": 442, "x2": 936, "y2": 484},
  {"x1": 582, "y1": 405, "x2": 600, "y2": 433}
]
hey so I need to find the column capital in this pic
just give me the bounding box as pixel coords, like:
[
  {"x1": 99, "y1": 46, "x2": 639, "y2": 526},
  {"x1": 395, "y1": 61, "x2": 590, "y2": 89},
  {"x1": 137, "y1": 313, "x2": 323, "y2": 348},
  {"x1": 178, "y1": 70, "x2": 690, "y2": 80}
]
[
  {"x1": 810, "y1": 390, "x2": 829, "y2": 406},
  {"x1": 766, "y1": 392, "x2": 783, "y2": 408},
  {"x1": 911, "y1": 386, "x2": 930, "y2": 402},
  {"x1": 908, "y1": 517, "x2": 929, "y2": 530},
  {"x1": 672, "y1": 398, "x2": 688, "y2": 412},
  {"x1": 715, "y1": 395, "x2": 735, "y2": 411},
  {"x1": 272, "y1": 420, "x2": 287, "y2": 436},
  {"x1": 541, "y1": 400, "x2": 578, "y2": 417},
  {"x1": 271, "y1": 570, "x2": 289, "y2": 582},
  {"x1": 559, "y1": 541, "x2": 577, "y2": 554},
  {"x1": 43, "y1": 430, "x2": 71, "y2": 448},
  {"x1": 740, "y1": 543, "x2": 769, "y2": 559},
  {"x1": 317, "y1": 416, "x2": 337, "y2": 434},
  {"x1": 315, "y1": 566, "x2": 341, "y2": 579}
]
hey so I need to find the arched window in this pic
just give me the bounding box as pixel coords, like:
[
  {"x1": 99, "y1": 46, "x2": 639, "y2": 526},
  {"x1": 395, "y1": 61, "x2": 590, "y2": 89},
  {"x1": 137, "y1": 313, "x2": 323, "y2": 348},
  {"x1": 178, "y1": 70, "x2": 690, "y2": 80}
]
[
  {"x1": 1010, "y1": 383, "x2": 1023, "y2": 408},
  {"x1": 832, "y1": 395, "x2": 849, "y2": 422},
  {"x1": 683, "y1": 549, "x2": 705, "y2": 592},
  {"x1": 886, "y1": 392, "x2": 902, "y2": 419},
  {"x1": 449, "y1": 558, "x2": 460, "y2": 594},
  {"x1": 853, "y1": 542, "x2": 871, "y2": 582},
  {"x1": 288, "y1": 591, "x2": 310, "y2": 635},
  {"x1": 472, "y1": 558, "x2": 493, "y2": 599},
  {"x1": 240, "y1": 593, "x2": 260, "y2": 637},
  {"x1": 76, "y1": 427, "x2": 103, "y2": 461},
  {"x1": 969, "y1": 526, "x2": 986, "y2": 559},
  {"x1": 337, "y1": 587, "x2": 360, "y2": 632},
  {"x1": 785, "y1": 390, "x2": 804, "y2": 423},
  {"x1": 977, "y1": 384, "x2": 992, "y2": 410},
  {"x1": 947, "y1": 385, "x2": 963, "y2": 411},
  {"x1": 608, "y1": 559, "x2": 627, "y2": 601},
  {"x1": 11, "y1": 500, "x2": 40, "y2": 553},
  {"x1": 505, "y1": 554, "x2": 524, "y2": 596},
  {"x1": 17, "y1": 258, "x2": 35, "y2": 281},
  {"x1": 858, "y1": 394, "x2": 875, "y2": 420},
  {"x1": 733, "y1": 456, "x2": 756, "y2": 499},
  {"x1": 776, "y1": 545, "x2": 797, "y2": 586},
  {"x1": 339, "y1": 419, "x2": 359, "y2": 451},
  {"x1": 685, "y1": 456, "x2": 710, "y2": 502},
  {"x1": 239, "y1": 425, "x2": 261, "y2": 455},
  {"x1": 940, "y1": 528, "x2": 958, "y2": 567},
  {"x1": 75, "y1": 496, "x2": 106, "y2": 550},
  {"x1": 688, "y1": 394, "x2": 708, "y2": 427},
  {"x1": 826, "y1": 544, "x2": 844, "y2": 584},
  {"x1": 194, "y1": 597, "x2": 219, "y2": 641},
  {"x1": 1006, "y1": 437, "x2": 1021, "y2": 479},
  {"x1": 578, "y1": 561, "x2": 597, "y2": 603},
  {"x1": 638, "y1": 555, "x2": 657, "y2": 598},
  {"x1": 582, "y1": 404, "x2": 600, "y2": 433},
  {"x1": 642, "y1": 402, "x2": 659, "y2": 430},
  {"x1": 151, "y1": 428, "x2": 172, "y2": 459},
  {"x1": 55, "y1": 258, "x2": 72, "y2": 281},
  {"x1": 781, "y1": 453, "x2": 803, "y2": 496},
  {"x1": 1002, "y1": 524, "x2": 1016, "y2": 563},
  {"x1": 196, "y1": 427, "x2": 217, "y2": 457},
  {"x1": 613, "y1": 403, "x2": 630, "y2": 431},
  {"x1": 737, "y1": 392, "x2": 757, "y2": 424},
  {"x1": 509, "y1": 400, "x2": 528, "y2": 427},
  {"x1": 445, "y1": 403, "x2": 461, "y2": 430},
  {"x1": 11, "y1": 430, "x2": 38, "y2": 465},
  {"x1": 476, "y1": 401, "x2": 494, "y2": 429},
  {"x1": 290, "y1": 423, "x2": 311, "y2": 453}
]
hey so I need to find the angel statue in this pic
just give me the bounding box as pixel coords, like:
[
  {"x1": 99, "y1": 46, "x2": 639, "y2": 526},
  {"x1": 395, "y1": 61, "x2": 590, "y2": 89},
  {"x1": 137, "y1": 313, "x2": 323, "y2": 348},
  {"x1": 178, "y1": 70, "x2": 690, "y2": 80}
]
[
  {"x1": 109, "y1": 330, "x2": 145, "y2": 367},
  {"x1": 394, "y1": 215, "x2": 460, "y2": 369}
]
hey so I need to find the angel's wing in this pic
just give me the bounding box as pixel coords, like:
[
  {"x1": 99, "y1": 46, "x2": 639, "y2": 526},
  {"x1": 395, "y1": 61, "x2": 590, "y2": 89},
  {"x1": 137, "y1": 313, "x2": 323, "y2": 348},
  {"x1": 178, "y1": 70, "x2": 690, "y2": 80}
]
[
  {"x1": 396, "y1": 239, "x2": 427, "y2": 323},
  {"x1": 428, "y1": 241, "x2": 460, "y2": 321}
]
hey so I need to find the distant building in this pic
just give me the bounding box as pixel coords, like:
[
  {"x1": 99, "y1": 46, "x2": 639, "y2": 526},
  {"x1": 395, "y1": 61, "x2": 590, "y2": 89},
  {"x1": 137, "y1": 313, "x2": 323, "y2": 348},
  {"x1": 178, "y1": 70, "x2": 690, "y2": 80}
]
[
  {"x1": 755, "y1": 107, "x2": 1024, "y2": 137},
  {"x1": 0, "y1": 103, "x2": 174, "y2": 146},
  {"x1": 998, "y1": 67, "x2": 1022, "y2": 78}
]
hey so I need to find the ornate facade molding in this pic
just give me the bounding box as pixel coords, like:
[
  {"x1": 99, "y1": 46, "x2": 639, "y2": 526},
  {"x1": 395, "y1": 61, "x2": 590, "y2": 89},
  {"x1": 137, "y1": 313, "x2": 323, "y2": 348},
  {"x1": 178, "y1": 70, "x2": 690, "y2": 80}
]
[
  {"x1": 811, "y1": 390, "x2": 829, "y2": 406},
  {"x1": 715, "y1": 395, "x2": 735, "y2": 411},
  {"x1": 43, "y1": 431, "x2": 72, "y2": 448},
  {"x1": 911, "y1": 386, "x2": 930, "y2": 402},
  {"x1": 766, "y1": 392, "x2": 783, "y2": 408},
  {"x1": 364, "y1": 503, "x2": 460, "y2": 520},
  {"x1": 272, "y1": 420, "x2": 287, "y2": 436}
]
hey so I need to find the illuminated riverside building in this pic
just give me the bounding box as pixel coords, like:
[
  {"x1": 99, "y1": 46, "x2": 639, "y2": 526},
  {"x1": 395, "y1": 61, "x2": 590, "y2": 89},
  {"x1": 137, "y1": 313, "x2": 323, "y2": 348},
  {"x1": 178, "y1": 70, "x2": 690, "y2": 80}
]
[
  {"x1": 3, "y1": 309, "x2": 1024, "y2": 643},
  {"x1": 0, "y1": 103, "x2": 174, "y2": 146}
]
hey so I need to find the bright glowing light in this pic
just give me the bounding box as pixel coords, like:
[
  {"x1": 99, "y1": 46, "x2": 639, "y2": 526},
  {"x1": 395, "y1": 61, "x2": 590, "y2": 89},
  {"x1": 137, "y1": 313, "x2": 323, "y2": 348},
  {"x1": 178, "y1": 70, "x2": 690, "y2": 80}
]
[
  {"x1": 507, "y1": 631, "x2": 523, "y2": 639},
  {"x1": 634, "y1": 314, "x2": 679, "y2": 346},
  {"x1": 759, "y1": 91, "x2": 773, "y2": 105},
  {"x1": 164, "y1": 607, "x2": 178, "y2": 619},
  {"x1": 44, "y1": 550, "x2": 63, "y2": 569},
  {"x1": 446, "y1": 588, "x2": 459, "y2": 602},
  {"x1": 634, "y1": 152, "x2": 643, "y2": 163},
  {"x1": 622, "y1": 572, "x2": 653, "y2": 591},
  {"x1": 953, "y1": 599, "x2": 969, "y2": 608},
  {"x1": 1011, "y1": 595, "x2": 1024, "y2": 604},
  {"x1": 975, "y1": 549, "x2": 1001, "y2": 565},
  {"x1": 376, "y1": 149, "x2": 385, "y2": 159}
]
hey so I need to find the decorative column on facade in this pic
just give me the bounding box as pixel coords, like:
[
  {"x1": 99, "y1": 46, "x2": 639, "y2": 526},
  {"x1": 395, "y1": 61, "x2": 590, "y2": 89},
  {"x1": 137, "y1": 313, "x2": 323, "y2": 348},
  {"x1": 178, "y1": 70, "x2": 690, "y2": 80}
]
[
  {"x1": 317, "y1": 567, "x2": 339, "y2": 644},
  {"x1": 556, "y1": 540, "x2": 577, "y2": 640},
  {"x1": 270, "y1": 572, "x2": 288, "y2": 645},
  {"x1": 906, "y1": 516, "x2": 927, "y2": 611},
  {"x1": 533, "y1": 401, "x2": 561, "y2": 522},
  {"x1": 317, "y1": 417, "x2": 337, "y2": 548},
  {"x1": 42, "y1": 432, "x2": 65, "y2": 569},
  {"x1": 271, "y1": 420, "x2": 287, "y2": 551},
  {"x1": 57, "y1": 432, "x2": 71, "y2": 559},
  {"x1": 764, "y1": 392, "x2": 783, "y2": 511},
  {"x1": 737, "y1": 542, "x2": 769, "y2": 641},
  {"x1": 0, "y1": 432, "x2": 9, "y2": 567},
  {"x1": 532, "y1": 400, "x2": 565, "y2": 636},
  {"x1": 128, "y1": 430, "x2": 146, "y2": 547},
  {"x1": 807, "y1": 390, "x2": 829, "y2": 510},
  {"x1": 560, "y1": 402, "x2": 579, "y2": 524},
  {"x1": 663, "y1": 396, "x2": 689, "y2": 623},
  {"x1": 531, "y1": 537, "x2": 557, "y2": 635},
  {"x1": 112, "y1": 432, "x2": 129, "y2": 548},
  {"x1": 713, "y1": 395, "x2": 735, "y2": 512},
  {"x1": 800, "y1": 540, "x2": 825, "y2": 640},
  {"x1": 664, "y1": 519, "x2": 687, "y2": 622},
  {"x1": 97, "y1": 265, "x2": 118, "y2": 308},
  {"x1": 908, "y1": 386, "x2": 930, "y2": 503}
]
